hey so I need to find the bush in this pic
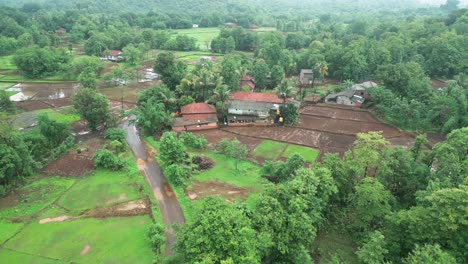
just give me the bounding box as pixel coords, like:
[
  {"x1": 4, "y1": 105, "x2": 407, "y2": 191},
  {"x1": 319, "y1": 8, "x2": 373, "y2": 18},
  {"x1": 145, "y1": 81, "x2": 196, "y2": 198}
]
[
  {"x1": 147, "y1": 223, "x2": 165, "y2": 253},
  {"x1": 192, "y1": 156, "x2": 214, "y2": 170},
  {"x1": 104, "y1": 128, "x2": 126, "y2": 142},
  {"x1": 179, "y1": 132, "x2": 207, "y2": 150},
  {"x1": 165, "y1": 164, "x2": 190, "y2": 187},
  {"x1": 110, "y1": 140, "x2": 125, "y2": 153},
  {"x1": 93, "y1": 149, "x2": 126, "y2": 170}
]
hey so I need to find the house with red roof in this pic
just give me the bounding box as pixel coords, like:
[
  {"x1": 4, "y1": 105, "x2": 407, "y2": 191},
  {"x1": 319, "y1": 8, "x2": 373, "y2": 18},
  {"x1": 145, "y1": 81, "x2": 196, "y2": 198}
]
[
  {"x1": 227, "y1": 91, "x2": 290, "y2": 124},
  {"x1": 172, "y1": 103, "x2": 218, "y2": 132},
  {"x1": 101, "y1": 50, "x2": 123, "y2": 62},
  {"x1": 239, "y1": 75, "x2": 256, "y2": 91}
]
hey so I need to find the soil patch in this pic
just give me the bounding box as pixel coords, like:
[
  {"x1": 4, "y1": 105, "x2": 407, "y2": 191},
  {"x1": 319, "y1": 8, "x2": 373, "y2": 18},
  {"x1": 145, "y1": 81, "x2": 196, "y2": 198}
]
[
  {"x1": 0, "y1": 192, "x2": 20, "y2": 208},
  {"x1": 192, "y1": 129, "x2": 263, "y2": 151},
  {"x1": 15, "y1": 100, "x2": 51, "y2": 111},
  {"x1": 77, "y1": 137, "x2": 106, "y2": 157},
  {"x1": 85, "y1": 199, "x2": 150, "y2": 218},
  {"x1": 80, "y1": 244, "x2": 91, "y2": 255},
  {"x1": 42, "y1": 154, "x2": 94, "y2": 177},
  {"x1": 71, "y1": 120, "x2": 89, "y2": 134},
  {"x1": 39, "y1": 215, "x2": 75, "y2": 224},
  {"x1": 185, "y1": 180, "x2": 250, "y2": 202}
]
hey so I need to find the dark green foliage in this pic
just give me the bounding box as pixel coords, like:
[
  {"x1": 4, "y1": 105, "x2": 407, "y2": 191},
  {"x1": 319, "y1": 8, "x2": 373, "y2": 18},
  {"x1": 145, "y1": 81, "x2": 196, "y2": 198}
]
[
  {"x1": 153, "y1": 52, "x2": 187, "y2": 90},
  {"x1": 92, "y1": 149, "x2": 126, "y2": 170},
  {"x1": 0, "y1": 91, "x2": 16, "y2": 113},
  {"x1": 147, "y1": 223, "x2": 165, "y2": 254},
  {"x1": 217, "y1": 138, "x2": 247, "y2": 170},
  {"x1": 72, "y1": 88, "x2": 111, "y2": 132},
  {"x1": 279, "y1": 103, "x2": 299, "y2": 125},
  {"x1": 37, "y1": 113, "x2": 71, "y2": 148},
  {"x1": 404, "y1": 244, "x2": 457, "y2": 264},
  {"x1": 104, "y1": 128, "x2": 126, "y2": 143},
  {"x1": 348, "y1": 178, "x2": 392, "y2": 234},
  {"x1": 261, "y1": 153, "x2": 305, "y2": 183},
  {"x1": 179, "y1": 132, "x2": 207, "y2": 150},
  {"x1": 356, "y1": 231, "x2": 388, "y2": 264},
  {"x1": 136, "y1": 98, "x2": 172, "y2": 136},
  {"x1": 159, "y1": 132, "x2": 186, "y2": 166},
  {"x1": 165, "y1": 164, "x2": 190, "y2": 187},
  {"x1": 174, "y1": 197, "x2": 259, "y2": 263},
  {"x1": 431, "y1": 127, "x2": 468, "y2": 187},
  {"x1": 253, "y1": 167, "x2": 336, "y2": 262},
  {"x1": 0, "y1": 123, "x2": 37, "y2": 189},
  {"x1": 13, "y1": 46, "x2": 71, "y2": 78}
]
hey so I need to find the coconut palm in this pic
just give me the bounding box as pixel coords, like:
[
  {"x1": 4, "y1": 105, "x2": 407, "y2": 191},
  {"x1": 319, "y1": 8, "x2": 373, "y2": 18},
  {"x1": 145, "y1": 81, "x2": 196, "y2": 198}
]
[
  {"x1": 275, "y1": 80, "x2": 293, "y2": 105},
  {"x1": 312, "y1": 62, "x2": 329, "y2": 95}
]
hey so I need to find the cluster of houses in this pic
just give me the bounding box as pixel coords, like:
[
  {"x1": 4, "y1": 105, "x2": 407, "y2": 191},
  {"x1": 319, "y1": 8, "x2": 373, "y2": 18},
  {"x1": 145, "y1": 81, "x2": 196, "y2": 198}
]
[
  {"x1": 172, "y1": 91, "x2": 292, "y2": 132},
  {"x1": 172, "y1": 74, "x2": 377, "y2": 132}
]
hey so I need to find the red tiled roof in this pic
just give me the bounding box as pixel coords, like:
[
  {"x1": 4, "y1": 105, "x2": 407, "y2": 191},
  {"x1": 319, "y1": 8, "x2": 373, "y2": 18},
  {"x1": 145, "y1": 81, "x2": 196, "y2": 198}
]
[
  {"x1": 230, "y1": 91, "x2": 286, "y2": 104},
  {"x1": 181, "y1": 103, "x2": 216, "y2": 115},
  {"x1": 103, "y1": 50, "x2": 122, "y2": 56},
  {"x1": 240, "y1": 75, "x2": 255, "y2": 82},
  {"x1": 183, "y1": 113, "x2": 217, "y2": 122}
]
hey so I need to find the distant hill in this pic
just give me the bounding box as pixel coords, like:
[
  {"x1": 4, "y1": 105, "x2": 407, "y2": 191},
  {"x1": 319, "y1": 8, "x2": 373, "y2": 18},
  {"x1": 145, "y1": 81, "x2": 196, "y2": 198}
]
[{"x1": 0, "y1": 0, "x2": 455, "y2": 15}]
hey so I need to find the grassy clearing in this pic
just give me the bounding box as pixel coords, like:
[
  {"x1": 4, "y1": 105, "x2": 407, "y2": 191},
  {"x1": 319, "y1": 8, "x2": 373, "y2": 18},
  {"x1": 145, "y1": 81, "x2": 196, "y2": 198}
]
[
  {"x1": 0, "y1": 143, "x2": 160, "y2": 263},
  {"x1": 3, "y1": 216, "x2": 154, "y2": 264},
  {"x1": 0, "y1": 82, "x2": 14, "y2": 90},
  {"x1": 173, "y1": 27, "x2": 220, "y2": 50},
  {"x1": 0, "y1": 220, "x2": 24, "y2": 244},
  {"x1": 0, "y1": 176, "x2": 75, "y2": 219},
  {"x1": 251, "y1": 140, "x2": 320, "y2": 163},
  {"x1": 194, "y1": 152, "x2": 263, "y2": 188},
  {"x1": 282, "y1": 144, "x2": 320, "y2": 163},
  {"x1": 312, "y1": 229, "x2": 359, "y2": 264},
  {"x1": 190, "y1": 152, "x2": 270, "y2": 209},
  {"x1": 251, "y1": 140, "x2": 288, "y2": 160},
  {"x1": 147, "y1": 137, "x2": 271, "y2": 220},
  {"x1": 57, "y1": 168, "x2": 141, "y2": 211},
  {"x1": 0, "y1": 248, "x2": 67, "y2": 264},
  {"x1": 0, "y1": 55, "x2": 17, "y2": 70}
]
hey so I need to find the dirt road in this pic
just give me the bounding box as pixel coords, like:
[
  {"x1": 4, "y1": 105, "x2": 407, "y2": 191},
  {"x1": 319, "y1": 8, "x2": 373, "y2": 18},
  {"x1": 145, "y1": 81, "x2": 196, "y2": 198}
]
[{"x1": 122, "y1": 119, "x2": 185, "y2": 256}]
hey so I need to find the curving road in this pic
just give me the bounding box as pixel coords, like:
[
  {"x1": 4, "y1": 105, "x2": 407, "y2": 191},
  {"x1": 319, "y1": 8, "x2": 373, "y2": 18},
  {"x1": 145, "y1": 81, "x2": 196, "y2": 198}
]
[{"x1": 121, "y1": 119, "x2": 185, "y2": 256}]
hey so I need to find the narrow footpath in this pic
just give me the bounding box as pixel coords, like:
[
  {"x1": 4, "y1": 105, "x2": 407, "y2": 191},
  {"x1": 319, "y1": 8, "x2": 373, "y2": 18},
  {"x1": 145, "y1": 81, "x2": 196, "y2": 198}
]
[{"x1": 121, "y1": 119, "x2": 185, "y2": 256}]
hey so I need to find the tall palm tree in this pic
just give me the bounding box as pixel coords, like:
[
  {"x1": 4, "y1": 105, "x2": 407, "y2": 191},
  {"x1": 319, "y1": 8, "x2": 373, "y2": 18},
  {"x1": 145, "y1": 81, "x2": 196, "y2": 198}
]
[
  {"x1": 312, "y1": 62, "x2": 329, "y2": 95},
  {"x1": 213, "y1": 80, "x2": 231, "y2": 122},
  {"x1": 275, "y1": 80, "x2": 293, "y2": 106}
]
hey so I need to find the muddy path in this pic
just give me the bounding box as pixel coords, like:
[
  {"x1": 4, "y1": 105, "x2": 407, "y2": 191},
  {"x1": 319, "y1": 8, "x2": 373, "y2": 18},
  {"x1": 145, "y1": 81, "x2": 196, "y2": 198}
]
[{"x1": 121, "y1": 118, "x2": 184, "y2": 256}]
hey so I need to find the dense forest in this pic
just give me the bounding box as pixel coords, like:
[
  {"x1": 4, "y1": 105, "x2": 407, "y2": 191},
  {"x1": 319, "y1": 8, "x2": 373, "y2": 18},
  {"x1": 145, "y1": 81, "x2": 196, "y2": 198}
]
[{"x1": 0, "y1": 0, "x2": 467, "y2": 263}]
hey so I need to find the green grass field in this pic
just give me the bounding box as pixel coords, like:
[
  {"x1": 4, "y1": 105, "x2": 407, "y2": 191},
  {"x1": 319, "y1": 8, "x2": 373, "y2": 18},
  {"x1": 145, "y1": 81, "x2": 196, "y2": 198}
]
[
  {"x1": 251, "y1": 140, "x2": 288, "y2": 160},
  {"x1": 57, "y1": 169, "x2": 141, "y2": 211},
  {"x1": 173, "y1": 27, "x2": 220, "y2": 50},
  {"x1": 282, "y1": 144, "x2": 320, "y2": 163},
  {"x1": 0, "y1": 176, "x2": 75, "y2": 219},
  {"x1": 0, "y1": 82, "x2": 14, "y2": 90},
  {"x1": 0, "y1": 55, "x2": 17, "y2": 70},
  {"x1": 0, "y1": 147, "x2": 161, "y2": 263},
  {"x1": 252, "y1": 140, "x2": 320, "y2": 163},
  {"x1": 3, "y1": 216, "x2": 153, "y2": 264}
]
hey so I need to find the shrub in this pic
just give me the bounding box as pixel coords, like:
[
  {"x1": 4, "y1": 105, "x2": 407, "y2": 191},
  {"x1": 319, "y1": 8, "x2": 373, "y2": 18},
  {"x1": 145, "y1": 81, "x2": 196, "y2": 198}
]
[
  {"x1": 93, "y1": 149, "x2": 126, "y2": 170},
  {"x1": 104, "y1": 128, "x2": 126, "y2": 142},
  {"x1": 110, "y1": 140, "x2": 125, "y2": 153},
  {"x1": 165, "y1": 164, "x2": 190, "y2": 187},
  {"x1": 159, "y1": 132, "x2": 186, "y2": 165},
  {"x1": 179, "y1": 132, "x2": 207, "y2": 150},
  {"x1": 147, "y1": 223, "x2": 165, "y2": 253}
]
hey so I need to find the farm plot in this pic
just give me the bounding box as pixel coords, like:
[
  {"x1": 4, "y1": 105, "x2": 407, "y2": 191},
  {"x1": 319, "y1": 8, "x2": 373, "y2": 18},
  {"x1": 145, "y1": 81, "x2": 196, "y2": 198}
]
[
  {"x1": 299, "y1": 105, "x2": 403, "y2": 138},
  {"x1": 0, "y1": 151, "x2": 158, "y2": 263}
]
